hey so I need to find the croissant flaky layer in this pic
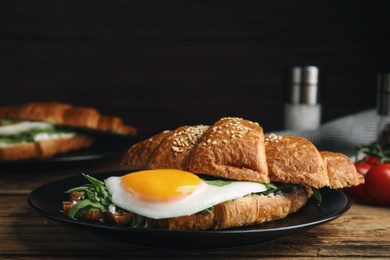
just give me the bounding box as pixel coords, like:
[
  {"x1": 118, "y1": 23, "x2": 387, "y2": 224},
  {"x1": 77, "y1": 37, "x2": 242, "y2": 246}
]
[{"x1": 121, "y1": 117, "x2": 364, "y2": 189}]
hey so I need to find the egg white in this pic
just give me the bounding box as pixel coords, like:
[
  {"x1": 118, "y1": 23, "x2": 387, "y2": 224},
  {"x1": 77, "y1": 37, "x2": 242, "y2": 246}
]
[{"x1": 105, "y1": 176, "x2": 267, "y2": 219}]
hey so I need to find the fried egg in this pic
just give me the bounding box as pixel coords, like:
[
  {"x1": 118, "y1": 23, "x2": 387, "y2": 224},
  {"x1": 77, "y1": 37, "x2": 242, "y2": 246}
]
[{"x1": 104, "y1": 169, "x2": 267, "y2": 219}]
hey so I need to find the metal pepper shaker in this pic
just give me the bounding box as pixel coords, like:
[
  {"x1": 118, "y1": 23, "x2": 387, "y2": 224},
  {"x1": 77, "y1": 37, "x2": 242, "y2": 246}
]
[
  {"x1": 377, "y1": 72, "x2": 390, "y2": 147},
  {"x1": 283, "y1": 66, "x2": 321, "y2": 131}
]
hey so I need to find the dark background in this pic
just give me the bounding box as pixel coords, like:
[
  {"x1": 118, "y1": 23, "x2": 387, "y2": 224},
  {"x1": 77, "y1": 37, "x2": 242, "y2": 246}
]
[{"x1": 1, "y1": 0, "x2": 389, "y2": 140}]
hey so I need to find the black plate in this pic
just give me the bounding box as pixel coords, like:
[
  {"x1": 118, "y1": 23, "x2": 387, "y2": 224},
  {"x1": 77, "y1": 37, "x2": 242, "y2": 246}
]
[
  {"x1": 28, "y1": 170, "x2": 351, "y2": 250},
  {"x1": 0, "y1": 147, "x2": 107, "y2": 170}
]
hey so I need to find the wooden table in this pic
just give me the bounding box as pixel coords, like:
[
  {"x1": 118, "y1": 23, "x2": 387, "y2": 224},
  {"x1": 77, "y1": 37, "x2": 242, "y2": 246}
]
[{"x1": 1, "y1": 156, "x2": 389, "y2": 259}]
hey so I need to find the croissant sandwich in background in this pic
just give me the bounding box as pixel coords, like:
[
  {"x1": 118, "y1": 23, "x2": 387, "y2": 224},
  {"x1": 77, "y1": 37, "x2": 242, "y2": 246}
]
[
  {"x1": 63, "y1": 117, "x2": 363, "y2": 230},
  {"x1": 0, "y1": 101, "x2": 137, "y2": 161}
]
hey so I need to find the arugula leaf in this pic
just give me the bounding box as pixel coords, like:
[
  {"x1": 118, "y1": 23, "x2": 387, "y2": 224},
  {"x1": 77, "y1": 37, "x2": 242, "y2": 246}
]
[
  {"x1": 198, "y1": 208, "x2": 213, "y2": 214},
  {"x1": 203, "y1": 179, "x2": 232, "y2": 187},
  {"x1": 66, "y1": 173, "x2": 113, "y2": 220},
  {"x1": 259, "y1": 182, "x2": 294, "y2": 195},
  {"x1": 83, "y1": 173, "x2": 105, "y2": 187},
  {"x1": 67, "y1": 199, "x2": 104, "y2": 220},
  {"x1": 0, "y1": 119, "x2": 12, "y2": 126},
  {"x1": 130, "y1": 213, "x2": 147, "y2": 228},
  {"x1": 312, "y1": 188, "x2": 323, "y2": 205}
]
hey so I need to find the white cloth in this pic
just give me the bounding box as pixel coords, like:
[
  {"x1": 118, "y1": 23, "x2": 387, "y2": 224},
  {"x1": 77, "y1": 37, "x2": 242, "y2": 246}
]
[{"x1": 266, "y1": 109, "x2": 377, "y2": 156}]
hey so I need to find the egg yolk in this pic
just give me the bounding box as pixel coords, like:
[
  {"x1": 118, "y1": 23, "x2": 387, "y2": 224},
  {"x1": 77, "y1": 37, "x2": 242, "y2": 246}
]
[{"x1": 121, "y1": 169, "x2": 202, "y2": 202}]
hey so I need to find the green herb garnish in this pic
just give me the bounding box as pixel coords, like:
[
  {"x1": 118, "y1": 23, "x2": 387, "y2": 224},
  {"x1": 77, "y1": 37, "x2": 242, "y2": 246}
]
[
  {"x1": 312, "y1": 188, "x2": 323, "y2": 205},
  {"x1": 66, "y1": 173, "x2": 113, "y2": 220},
  {"x1": 203, "y1": 179, "x2": 232, "y2": 187},
  {"x1": 0, "y1": 119, "x2": 12, "y2": 126},
  {"x1": 130, "y1": 213, "x2": 147, "y2": 228}
]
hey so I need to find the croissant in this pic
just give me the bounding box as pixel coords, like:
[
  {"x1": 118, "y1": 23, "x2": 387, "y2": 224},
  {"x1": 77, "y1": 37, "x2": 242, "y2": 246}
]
[
  {"x1": 113, "y1": 117, "x2": 364, "y2": 230},
  {"x1": 122, "y1": 117, "x2": 363, "y2": 189},
  {"x1": 0, "y1": 101, "x2": 137, "y2": 160}
]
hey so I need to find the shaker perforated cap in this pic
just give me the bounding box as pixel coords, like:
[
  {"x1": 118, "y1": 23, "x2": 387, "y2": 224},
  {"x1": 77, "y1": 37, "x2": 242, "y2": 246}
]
[
  {"x1": 287, "y1": 66, "x2": 320, "y2": 105},
  {"x1": 377, "y1": 72, "x2": 390, "y2": 116}
]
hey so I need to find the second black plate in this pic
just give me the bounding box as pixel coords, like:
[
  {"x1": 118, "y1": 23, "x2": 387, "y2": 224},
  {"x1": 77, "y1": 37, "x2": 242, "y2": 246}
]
[{"x1": 0, "y1": 135, "x2": 133, "y2": 171}]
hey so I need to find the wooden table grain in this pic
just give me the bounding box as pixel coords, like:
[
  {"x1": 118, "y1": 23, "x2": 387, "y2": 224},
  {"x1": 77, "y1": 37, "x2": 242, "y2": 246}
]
[{"x1": 1, "y1": 158, "x2": 389, "y2": 260}]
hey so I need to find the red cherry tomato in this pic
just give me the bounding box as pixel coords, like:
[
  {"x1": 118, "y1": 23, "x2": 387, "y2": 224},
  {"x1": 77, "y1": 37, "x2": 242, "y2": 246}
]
[
  {"x1": 343, "y1": 163, "x2": 371, "y2": 200},
  {"x1": 364, "y1": 164, "x2": 390, "y2": 206},
  {"x1": 362, "y1": 155, "x2": 380, "y2": 166},
  {"x1": 355, "y1": 162, "x2": 372, "y2": 175}
]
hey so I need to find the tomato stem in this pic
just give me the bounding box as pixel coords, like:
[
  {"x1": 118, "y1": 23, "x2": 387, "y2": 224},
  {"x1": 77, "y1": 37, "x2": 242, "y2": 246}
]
[{"x1": 356, "y1": 143, "x2": 390, "y2": 164}]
